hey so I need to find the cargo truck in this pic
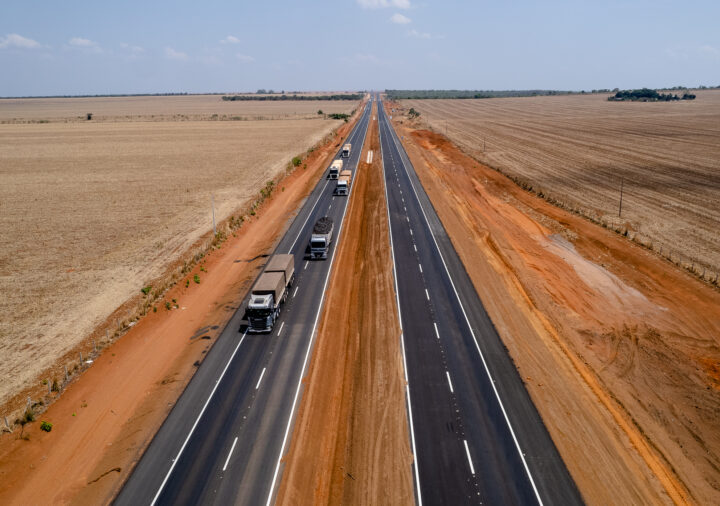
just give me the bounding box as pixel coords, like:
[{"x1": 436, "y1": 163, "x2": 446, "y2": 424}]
[
  {"x1": 246, "y1": 254, "x2": 295, "y2": 332},
  {"x1": 334, "y1": 169, "x2": 352, "y2": 196},
  {"x1": 341, "y1": 143, "x2": 351, "y2": 158},
  {"x1": 307, "y1": 217, "x2": 333, "y2": 259},
  {"x1": 328, "y1": 159, "x2": 343, "y2": 179}
]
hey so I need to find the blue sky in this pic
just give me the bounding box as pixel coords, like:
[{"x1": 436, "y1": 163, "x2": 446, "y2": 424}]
[{"x1": 1, "y1": 0, "x2": 719, "y2": 96}]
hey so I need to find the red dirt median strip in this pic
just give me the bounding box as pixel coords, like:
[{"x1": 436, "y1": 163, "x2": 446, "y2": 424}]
[
  {"x1": 277, "y1": 102, "x2": 414, "y2": 505},
  {"x1": 0, "y1": 106, "x2": 365, "y2": 506}
]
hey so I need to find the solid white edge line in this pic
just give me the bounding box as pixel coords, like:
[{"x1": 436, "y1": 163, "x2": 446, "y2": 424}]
[
  {"x1": 287, "y1": 179, "x2": 329, "y2": 253},
  {"x1": 286, "y1": 102, "x2": 368, "y2": 254},
  {"x1": 386, "y1": 110, "x2": 544, "y2": 505},
  {"x1": 379, "y1": 101, "x2": 423, "y2": 506},
  {"x1": 464, "y1": 440, "x2": 476, "y2": 475},
  {"x1": 256, "y1": 367, "x2": 267, "y2": 390},
  {"x1": 151, "y1": 331, "x2": 247, "y2": 505},
  {"x1": 264, "y1": 102, "x2": 372, "y2": 506},
  {"x1": 222, "y1": 437, "x2": 239, "y2": 472},
  {"x1": 446, "y1": 371, "x2": 454, "y2": 393}
]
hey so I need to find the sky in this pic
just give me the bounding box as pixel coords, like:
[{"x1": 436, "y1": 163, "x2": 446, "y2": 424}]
[{"x1": 1, "y1": 0, "x2": 719, "y2": 96}]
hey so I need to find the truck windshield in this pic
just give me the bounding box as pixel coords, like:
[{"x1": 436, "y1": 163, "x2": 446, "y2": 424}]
[
  {"x1": 311, "y1": 240, "x2": 326, "y2": 249},
  {"x1": 247, "y1": 307, "x2": 272, "y2": 318}
]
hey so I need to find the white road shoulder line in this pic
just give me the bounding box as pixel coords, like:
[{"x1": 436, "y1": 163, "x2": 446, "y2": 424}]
[
  {"x1": 222, "y1": 437, "x2": 239, "y2": 472},
  {"x1": 151, "y1": 331, "x2": 247, "y2": 505}
]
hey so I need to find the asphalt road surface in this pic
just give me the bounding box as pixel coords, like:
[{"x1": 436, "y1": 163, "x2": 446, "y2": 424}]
[
  {"x1": 116, "y1": 100, "x2": 372, "y2": 506},
  {"x1": 378, "y1": 98, "x2": 583, "y2": 506}
]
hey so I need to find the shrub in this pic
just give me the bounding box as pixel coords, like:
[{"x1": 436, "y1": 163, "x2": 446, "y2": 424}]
[
  {"x1": 317, "y1": 109, "x2": 323, "y2": 115},
  {"x1": 194, "y1": 274, "x2": 200, "y2": 284},
  {"x1": 141, "y1": 285, "x2": 152, "y2": 295},
  {"x1": 165, "y1": 301, "x2": 171, "y2": 310},
  {"x1": 292, "y1": 156, "x2": 302, "y2": 167},
  {"x1": 40, "y1": 421, "x2": 53, "y2": 432}
]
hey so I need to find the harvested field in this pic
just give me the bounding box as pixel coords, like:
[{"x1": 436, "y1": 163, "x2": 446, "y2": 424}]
[
  {"x1": 399, "y1": 91, "x2": 720, "y2": 281},
  {"x1": 391, "y1": 111, "x2": 720, "y2": 504},
  {"x1": 0, "y1": 94, "x2": 357, "y2": 122},
  {"x1": 0, "y1": 97, "x2": 358, "y2": 414}
]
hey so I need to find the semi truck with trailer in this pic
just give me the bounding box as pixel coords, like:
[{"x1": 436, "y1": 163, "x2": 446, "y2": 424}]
[
  {"x1": 334, "y1": 169, "x2": 352, "y2": 196},
  {"x1": 307, "y1": 217, "x2": 333, "y2": 260},
  {"x1": 341, "y1": 143, "x2": 351, "y2": 158},
  {"x1": 246, "y1": 254, "x2": 295, "y2": 332},
  {"x1": 328, "y1": 159, "x2": 343, "y2": 179}
]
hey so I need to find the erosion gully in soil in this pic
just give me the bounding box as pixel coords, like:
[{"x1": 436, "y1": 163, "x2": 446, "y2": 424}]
[
  {"x1": 388, "y1": 100, "x2": 720, "y2": 506},
  {"x1": 277, "y1": 101, "x2": 414, "y2": 505},
  {"x1": 0, "y1": 103, "x2": 366, "y2": 506}
]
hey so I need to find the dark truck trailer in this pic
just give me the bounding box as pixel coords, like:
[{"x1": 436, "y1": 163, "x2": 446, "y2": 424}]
[{"x1": 306, "y1": 217, "x2": 334, "y2": 260}]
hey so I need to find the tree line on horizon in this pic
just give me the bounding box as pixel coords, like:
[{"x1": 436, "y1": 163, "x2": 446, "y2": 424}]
[
  {"x1": 608, "y1": 88, "x2": 697, "y2": 102},
  {"x1": 222, "y1": 93, "x2": 363, "y2": 101}
]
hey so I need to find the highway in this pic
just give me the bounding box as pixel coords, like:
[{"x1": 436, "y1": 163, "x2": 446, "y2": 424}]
[
  {"x1": 378, "y1": 98, "x2": 584, "y2": 505},
  {"x1": 116, "y1": 99, "x2": 372, "y2": 506}
]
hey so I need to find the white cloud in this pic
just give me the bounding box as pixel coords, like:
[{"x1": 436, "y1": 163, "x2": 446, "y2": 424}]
[
  {"x1": 0, "y1": 33, "x2": 41, "y2": 49},
  {"x1": 699, "y1": 45, "x2": 720, "y2": 58},
  {"x1": 407, "y1": 29, "x2": 431, "y2": 39},
  {"x1": 165, "y1": 47, "x2": 188, "y2": 61},
  {"x1": 356, "y1": 53, "x2": 380, "y2": 63},
  {"x1": 390, "y1": 13, "x2": 411, "y2": 24},
  {"x1": 357, "y1": 0, "x2": 410, "y2": 9},
  {"x1": 221, "y1": 35, "x2": 240, "y2": 44},
  {"x1": 69, "y1": 37, "x2": 97, "y2": 48},
  {"x1": 120, "y1": 42, "x2": 144, "y2": 53},
  {"x1": 236, "y1": 53, "x2": 254, "y2": 62}
]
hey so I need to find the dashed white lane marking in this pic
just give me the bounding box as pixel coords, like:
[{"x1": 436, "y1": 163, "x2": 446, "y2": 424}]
[
  {"x1": 425, "y1": 289, "x2": 430, "y2": 300},
  {"x1": 404, "y1": 206, "x2": 407, "y2": 211},
  {"x1": 434, "y1": 322, "x2": 440, "y2": 339},
  {"x1": 277, "y1": 321, "x2": 285, "y2": 336},
  {"x1": 419, "y1": 263, "x2": 423, "y2": 273},
  {"x1": 464, "y1": 440, "x2": 476, "y2": 475},
  {"x1": 255, "y1": 367, "x2": 267, "y2": 389},
  {"x1": 410, "y1": 229, "x2": 413, "y2": 236},
  {"x1": 328, "y1": 204, "x2": 332, "y2": 210},
  {"x1": 446, "y1": 371, "x2": 454, "y2": 393},
  {"x1": 413, "y1": 244, "x2": 417, "y2": 252},
  {"x1": 222, "y1": 437, "x2": 239, "y2": 472},
  {"x1": 151, "y1": 331, "x2": 248, "y2": 504},
  {"x1": 367, "y1": 150, "x2": 373, "y2": 163},
  {"x1": 406, "y1": 216, "x2": 410, "y2": 223},
  {"x1": 293, "y1": 286, "x2": 299, "y2": 297},
  {"x1": 304, "y1": 261, "x2": 309, "y2": 270}
]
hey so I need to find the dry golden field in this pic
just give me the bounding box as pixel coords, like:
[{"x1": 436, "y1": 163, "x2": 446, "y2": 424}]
[
  {"x1": 0, "y1": 94, "x2": 357, "y2": 122},
  {"x1": 0, "y1": 97, "x2": 355, "y2": 409},
  {"x1": 400, "y1": 91, "x2": 720, "y2": 279}
]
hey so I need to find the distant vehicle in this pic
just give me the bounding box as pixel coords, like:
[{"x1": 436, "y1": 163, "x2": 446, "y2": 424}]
[
  {"x1": 334, "y1": 169, "x2": 352, "y2": 196},
  {"x1": 341, "y1": 143, "x2": 351, "y2": 158},
  {"x1": 246, "y1": 254, "x2": 295, "y2": 333},
  {"x1": 328, "y1": 159, "x2": 343, "y2": 179},
  {"x1": 307, "y1": 217, "x2": 334, "y2": 260}
]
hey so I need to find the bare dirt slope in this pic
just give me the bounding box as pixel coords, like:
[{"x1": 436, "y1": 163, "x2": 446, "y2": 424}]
[
  {"x1": 277, "y1": 103, "x2": 414, "y2": 505},
  {"x1": 0, "y1": 106, "x2": 350, "y2": 415},
  {"x1": 0, "y1": 110, "x2": 362, "y2": 506},
  {"x1": 390, "y1": 108, "x2": 720, "y2": 505},
  {"x1": 400, "y1": 92, "x2": 720, "y2": 280}
]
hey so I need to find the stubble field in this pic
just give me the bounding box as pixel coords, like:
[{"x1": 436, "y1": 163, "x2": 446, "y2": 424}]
[
  {"x1": 0, "y1": 95, "x2": 357, "y2": 411},
  {"x1": 400, "y1": 92, "x2": 720, "y2": 279}
]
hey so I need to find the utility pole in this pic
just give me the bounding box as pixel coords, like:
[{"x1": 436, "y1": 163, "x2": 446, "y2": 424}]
[
  {"x1": 211, "y1": 193, "x2": 216, "y2": 235},
  {"x1": 618, "y1": 176, "x2": 624, "y2": 218}
]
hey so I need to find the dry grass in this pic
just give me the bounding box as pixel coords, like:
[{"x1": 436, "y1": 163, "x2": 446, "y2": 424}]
[
  {"x1": 400, "y1": 91, "x2": 720, "y2": 279},
  {"x1": 0, "y1": 97, "x2": 354, "y2": 408},
  {"x1": 0, "y1": 94, "x2": 357, "y2": 122}
]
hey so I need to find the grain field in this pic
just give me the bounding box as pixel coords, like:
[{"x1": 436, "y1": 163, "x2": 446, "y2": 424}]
[{"x1": 400, "y1": 91, "x2": 720, "y2": 278}]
